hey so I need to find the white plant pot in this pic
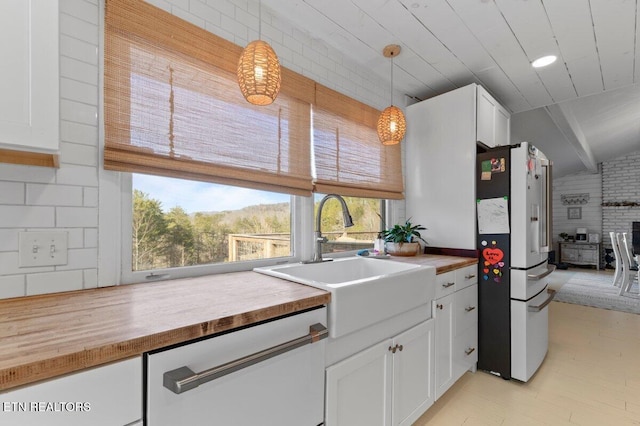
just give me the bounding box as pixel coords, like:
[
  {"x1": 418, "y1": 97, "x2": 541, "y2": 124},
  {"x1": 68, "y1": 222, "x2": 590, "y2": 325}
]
[{"x1": 385, "y1": 242, "x2": 420, "y2": 257}]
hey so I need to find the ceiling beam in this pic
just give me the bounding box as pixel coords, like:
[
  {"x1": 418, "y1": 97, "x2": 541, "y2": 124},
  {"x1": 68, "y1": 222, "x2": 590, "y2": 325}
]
[{"x1": 544, "y1": 103, "x2": 598, "y2": 173}]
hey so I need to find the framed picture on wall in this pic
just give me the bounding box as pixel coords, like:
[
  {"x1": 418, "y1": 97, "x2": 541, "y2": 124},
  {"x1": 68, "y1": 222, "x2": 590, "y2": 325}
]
[{"x1": 567, "y1": 206, "x2": 582, "y2": 220}]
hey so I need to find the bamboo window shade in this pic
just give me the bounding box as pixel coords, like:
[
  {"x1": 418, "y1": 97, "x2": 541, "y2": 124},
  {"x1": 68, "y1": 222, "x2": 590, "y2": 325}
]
[
  {"x1": 313, "y1": 85, "x2": 404, "y2": 200},
  {"x1": 104, "y1": 0, "x2": 314, "y2": 196},
  {"x1": 104, "y1": 0, "x2": 403, "y2": 200}
]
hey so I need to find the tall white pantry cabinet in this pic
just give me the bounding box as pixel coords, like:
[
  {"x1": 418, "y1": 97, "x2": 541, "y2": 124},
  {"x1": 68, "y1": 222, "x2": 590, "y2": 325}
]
[{"x1": 405, "y1": 83, "x2": 511, "y2": 251}]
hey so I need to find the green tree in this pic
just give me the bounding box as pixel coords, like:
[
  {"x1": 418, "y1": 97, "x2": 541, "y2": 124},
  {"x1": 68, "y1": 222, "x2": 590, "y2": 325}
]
[
  {"x1": 164, "y1": 206, "x2": 196, "y2": 267},
  {"x1": 192, "y1": 212, "x2": 230, "y2": 264},
  {"x1": 132, "y1": 190, "x2": 166, "y2": 270}
]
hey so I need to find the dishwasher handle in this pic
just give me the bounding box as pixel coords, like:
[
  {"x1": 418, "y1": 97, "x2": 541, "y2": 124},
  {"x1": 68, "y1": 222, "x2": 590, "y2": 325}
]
[{"x1": 163, "y1": 323, "x2": 328, "y2": 395}]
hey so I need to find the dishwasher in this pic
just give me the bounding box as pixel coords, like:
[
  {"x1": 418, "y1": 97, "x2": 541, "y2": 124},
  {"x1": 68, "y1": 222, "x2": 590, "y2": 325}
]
[{"x1": 145, "y1": 306, "x2": 327, "y2": 425}]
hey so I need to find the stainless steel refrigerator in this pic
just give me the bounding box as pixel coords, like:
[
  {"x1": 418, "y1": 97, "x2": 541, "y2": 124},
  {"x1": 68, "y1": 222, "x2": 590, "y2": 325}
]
[{"x1": 476, "y1": 142, "x2": 556, "y2": 382}]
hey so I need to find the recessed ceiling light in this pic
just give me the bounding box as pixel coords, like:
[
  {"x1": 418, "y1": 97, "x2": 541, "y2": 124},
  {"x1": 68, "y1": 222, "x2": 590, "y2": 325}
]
[{"x1": 531, "y1": 55, "x2": 557, "y2": 68}]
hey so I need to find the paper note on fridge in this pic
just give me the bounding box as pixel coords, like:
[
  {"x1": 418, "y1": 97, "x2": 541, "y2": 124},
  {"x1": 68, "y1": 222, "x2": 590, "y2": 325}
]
[{"x1": 477, "y1": 197, "x2": 510, "y2": 234}]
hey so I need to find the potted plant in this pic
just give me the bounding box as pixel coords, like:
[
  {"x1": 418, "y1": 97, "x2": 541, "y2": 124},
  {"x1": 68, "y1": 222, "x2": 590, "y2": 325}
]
[
  {"x1": 381, "y1": 219, "x2": 427, "y2": 256},
  {"x1": 559, "y1": 232, "x2": 569, "y2": 242}
]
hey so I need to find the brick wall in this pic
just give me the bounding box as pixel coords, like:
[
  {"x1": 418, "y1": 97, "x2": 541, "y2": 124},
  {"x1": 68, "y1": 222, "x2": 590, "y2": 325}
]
[
  {"x1": 0, "y1": 0, "x2": 396, "y2": 299},
  {"x1": 552, "y1": 170, "x2": 602, "y2": 244},
  {"x1": 601, "y1": 150, "x2": 640, "y2": 262}
]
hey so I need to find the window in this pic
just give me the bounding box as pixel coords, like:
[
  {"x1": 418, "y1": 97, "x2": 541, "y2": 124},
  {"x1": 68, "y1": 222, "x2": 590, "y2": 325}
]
[
  {"x1": 131, "y1": 174, "x2": 293, "y2": 272},
  {"x1": 314, "y1": 194, "x2": 384, "y2": 255},
  {"x1": 102, "y1": 0, "x2": 397, "y2": 284},
  {"x1": 124, "y1": 178, "x2": 385, "y2": 276}
]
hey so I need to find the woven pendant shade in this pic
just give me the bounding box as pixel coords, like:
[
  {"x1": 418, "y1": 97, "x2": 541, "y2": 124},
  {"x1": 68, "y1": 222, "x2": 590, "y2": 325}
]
[
  {"x1": 377, "y1": 44, "x2": 406, "y2": 145},
  {"x1": 237, "y1": 41, "x2": 281, "y2": 106},
  {"x1": 377, "y1": 105, "x2": 406, "y2": 146}
]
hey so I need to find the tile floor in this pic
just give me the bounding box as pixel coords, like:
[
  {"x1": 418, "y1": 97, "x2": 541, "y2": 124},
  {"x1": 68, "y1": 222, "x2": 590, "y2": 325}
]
[{"x1": 413, "y1": 268, "x2": 640, "y2": 425}]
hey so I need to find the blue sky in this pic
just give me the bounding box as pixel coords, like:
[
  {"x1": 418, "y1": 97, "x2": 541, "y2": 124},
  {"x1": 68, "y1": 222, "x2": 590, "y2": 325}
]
[{"x1": 133, "y1": 174, "x2": 291, "y2": 214}]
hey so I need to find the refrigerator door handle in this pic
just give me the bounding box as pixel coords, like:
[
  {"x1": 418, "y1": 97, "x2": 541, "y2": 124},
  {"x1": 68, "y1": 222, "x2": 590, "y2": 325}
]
[
  {"x1": 527, "y1": 289, "x2": 556, "y2": 312},
  {"x1": 527, "y1": 264, "x2": 556, "y2": 281},
  {"x1": 539, "y1": 158, "x2": 552, "y2": 253}
]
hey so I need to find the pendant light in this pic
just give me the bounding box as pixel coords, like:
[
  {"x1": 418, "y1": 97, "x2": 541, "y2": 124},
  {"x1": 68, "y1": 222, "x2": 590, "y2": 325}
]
[
  {"x1": 377, "y1": 45, "x2": 406, "y2": 145},
  {"x1": 237, "y1": 0, "x2": 281, "y2": 106}
]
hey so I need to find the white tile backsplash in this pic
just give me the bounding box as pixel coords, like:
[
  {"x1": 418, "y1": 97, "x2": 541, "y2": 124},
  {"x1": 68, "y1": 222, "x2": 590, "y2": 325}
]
[
  {"x1": 60, "y1": 11, "x2": 99, "y2": 44},
  {"x1": 61, "y1": 121, "x2": 98, "y2": 146},
  {"x1": 0, "y1": 182, "x2": 25, "y2": 204},
  {"x1": 26, "y1": 184, "x2": 83, "y2": 206},
  {"x1": 0, "y1": 164, "x2": 56, "y2": 184},
  {"x1": 0, "y1": 206, "x2": 55, "y2": 228},
  {"x1": 61, "y1": 78, "x2": 99, "y2": 105},
  {"x1": 55, "y1": 165, "x2": 98, "y2": 187},
  {"x1": 60, "y1": 34, "x2": 99, "y2": 65},
  {"x1": 0, "y1": 230, "x2": 20, "y2": 252},
  {"x1": 60, "y1": 142, "x2": 98, "y2": 167},
  {"x1": 56, "y1": 248, "x2": 98, "y2": 271},
  {"x1": 60, "y1": 98, "x2": 98, "y2": 126},
  {"x1": 26, "y1": 270, "x2": 84, "y2": 295},
  {"x1": 0, "y1": 252, "x2": 55, "y2": 275},
  {"x1": 0, "y1": 275, "x2": 26, "y2": 299},
  {"x1": 56, "y1": 207, "x2": 99, "y2": 228},
  {"x1": 83, "y1": 187, "x2": 99, "y2": 207},
  {"x1": 84, "y1": 228, "x2": 98, "y2": 248}
]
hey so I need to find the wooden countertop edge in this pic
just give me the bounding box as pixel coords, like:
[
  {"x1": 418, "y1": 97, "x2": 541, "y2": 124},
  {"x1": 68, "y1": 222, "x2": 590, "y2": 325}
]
[
  {"x1": 434, "y1": 258, "x2": 478, "y2": 273},
  {"x1": 0, "y1": 292, "x2": 330, "y2": 392},
  {"x1": 387, "y1": 254, "x2": 478, "y2": 273}
]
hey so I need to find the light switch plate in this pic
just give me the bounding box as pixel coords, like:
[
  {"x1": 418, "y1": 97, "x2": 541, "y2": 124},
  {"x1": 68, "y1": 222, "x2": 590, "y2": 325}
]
[{"x1": 19, "y1": 231, "x2": 68, "y2": 267}]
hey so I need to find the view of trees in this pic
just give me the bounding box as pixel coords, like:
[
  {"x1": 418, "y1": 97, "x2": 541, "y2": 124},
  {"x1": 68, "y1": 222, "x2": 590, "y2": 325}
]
[{"x1": 132, "y1": 189, "x2": 381, "y2": 271}]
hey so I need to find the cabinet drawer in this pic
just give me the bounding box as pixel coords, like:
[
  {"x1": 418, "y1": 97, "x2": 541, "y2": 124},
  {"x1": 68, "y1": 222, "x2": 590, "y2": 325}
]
[
  {"x1": 455, "y1": 284, "x2": 478, "y2": 337},
  {"x1": 0, "y1": 358, "x2": 142, "y2": 426},
  {"x1": 453, "y1": 326, "x2": 478, "y2": 379},
  {"x1": 455, "y1": 265, "x2": 477, "y2": 291},
  {"x1": 434, "y1": 270, "x2": 456, "y2": 299}
]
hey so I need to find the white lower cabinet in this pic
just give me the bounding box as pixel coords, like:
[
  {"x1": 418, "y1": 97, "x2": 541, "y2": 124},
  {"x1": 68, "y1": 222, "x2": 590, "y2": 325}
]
[
  {"x1": 325, "y1": 320, "x2": 434, "y2": 426},
  {"x1": 0, "y1": 357, "x2": 142, "y2": 426},
  {"x1": 434, "y1": 265, "x2": 478, "y2": 400},
  {"x1": 433, "y1": 292, "x2": 455, "y2": 399}
]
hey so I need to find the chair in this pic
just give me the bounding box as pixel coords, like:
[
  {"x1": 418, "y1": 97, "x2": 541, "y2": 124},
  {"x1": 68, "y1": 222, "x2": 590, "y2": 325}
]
[
  {"x1": 609, "y1": 231, "x2": 623, "y2": 287},
  {"x1": 616, "y1": 232, "x2": 639, "y2": 296}
]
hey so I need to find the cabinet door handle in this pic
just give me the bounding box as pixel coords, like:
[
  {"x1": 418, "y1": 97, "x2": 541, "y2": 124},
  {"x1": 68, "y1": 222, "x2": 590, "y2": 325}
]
[
  {"x1": 397, "y1": 344, "x2": 403, "y2": 352},
  {"x1": 163, "y1": 323, "x2": 328, "y2": 394},
  {"x1": 442, "y1": 282, "x2": 455, "y2": 288},
  {"x1": 436, "y1": 304, "x2": 443, "y2": 310},
  {"x1": 465, "y1": 347, "x2": 476, "y2": 356},
  {"x1": 389, "y1": 345, "x2": 397, "y2": 353},
  {"x1": 465, "y1": 306, "x2": 476, "y2": 312},
  {"x1": 465, "y1": 274, "x2": 476, "y2": 280}
]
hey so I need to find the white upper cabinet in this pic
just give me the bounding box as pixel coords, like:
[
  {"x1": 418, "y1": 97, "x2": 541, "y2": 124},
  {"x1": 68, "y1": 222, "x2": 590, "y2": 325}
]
[
  {"x1": 476, "y1": 85, "x2": 510, "y2": 147},
  {"x1": 0, "y1": 0, "x2": 59, "y2": 152},
  {"x1": 406, "y1": 83, "x2": 510, "y2": 250}
]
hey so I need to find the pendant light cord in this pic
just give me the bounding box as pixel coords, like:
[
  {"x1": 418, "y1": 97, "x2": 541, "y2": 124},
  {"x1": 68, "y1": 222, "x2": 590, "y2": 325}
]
[
  {"x1": 390, "y1": 56, "x2": 394, "y2": 106},
  {"x1": 258, "y1": 0, "x2": 262, "y2": 40}
]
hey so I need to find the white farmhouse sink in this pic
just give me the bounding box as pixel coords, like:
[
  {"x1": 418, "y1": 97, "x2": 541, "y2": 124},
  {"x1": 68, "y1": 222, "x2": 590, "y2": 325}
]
[{"x1": 254, "y1": 257, "x2": 435, "y2": 338}]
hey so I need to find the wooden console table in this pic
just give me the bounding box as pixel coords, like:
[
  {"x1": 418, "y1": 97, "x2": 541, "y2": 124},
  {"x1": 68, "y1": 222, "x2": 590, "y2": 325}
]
[{"x1": 559, "y1": 242, "x2": 600, "y2": 270}]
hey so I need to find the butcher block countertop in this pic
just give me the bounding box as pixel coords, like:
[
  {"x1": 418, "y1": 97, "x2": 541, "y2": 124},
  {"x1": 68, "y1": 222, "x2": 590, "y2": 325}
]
[
  {"x1": 0, "y1": 254, "x2": 476, "y2": 391},
  {"x1": 390, "y1": 254, "x2": 477, "y2": 274},
  {"x1": 0, "y1": 272, "x2": 330, "y2": 391}
]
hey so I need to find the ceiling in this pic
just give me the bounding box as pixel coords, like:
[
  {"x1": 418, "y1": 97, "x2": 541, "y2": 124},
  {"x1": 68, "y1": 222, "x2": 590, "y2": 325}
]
[{"x1": 263, "y1": 0, "x2": 640, "y2": 177}]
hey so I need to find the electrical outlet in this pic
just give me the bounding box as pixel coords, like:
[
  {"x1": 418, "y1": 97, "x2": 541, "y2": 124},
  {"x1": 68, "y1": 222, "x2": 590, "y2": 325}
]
[{"x1": 19, "y1": 231, "x2": 68, "y2": 267}]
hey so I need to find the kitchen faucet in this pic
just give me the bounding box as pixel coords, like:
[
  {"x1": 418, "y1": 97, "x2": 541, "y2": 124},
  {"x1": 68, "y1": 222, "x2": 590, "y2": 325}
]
[{"x1": 311, "y1": 194, "x2": 354, "y2": 263}]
